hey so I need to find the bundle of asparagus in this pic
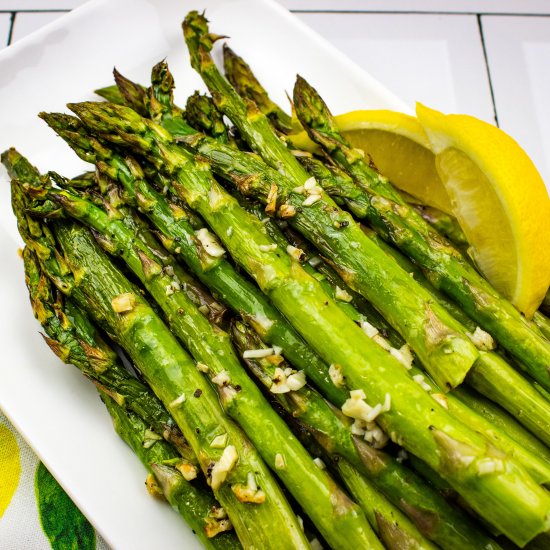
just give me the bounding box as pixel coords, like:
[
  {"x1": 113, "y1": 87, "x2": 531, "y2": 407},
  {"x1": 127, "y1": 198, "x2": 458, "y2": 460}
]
[{"x1": 4, "y1": 9, "x2": 550, "y2": 550}]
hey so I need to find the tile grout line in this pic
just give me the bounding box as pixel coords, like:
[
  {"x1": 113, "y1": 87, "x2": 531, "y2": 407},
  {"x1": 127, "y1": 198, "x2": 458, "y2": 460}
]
[
  {"x1": 0, "y1": 8, "x2": 547, "y2": 16},
  {"x1": 290, "y1": 9, "x2": 550, "y2": 17},
  {"x1": 0, "y1": 9, "x2": 71, "y2": 14},
  {"x1": 6, "y1": 10, "x2": 15, "y2": 46},
  {"x1": 476, "y1": 13, "x2": 499, "y2": 127}
]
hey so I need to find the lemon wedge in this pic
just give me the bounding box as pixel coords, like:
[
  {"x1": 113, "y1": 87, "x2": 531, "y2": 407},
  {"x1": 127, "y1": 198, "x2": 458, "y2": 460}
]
[
  {"x1": 416, "y1": 103, "x2": 550, "y2": 317},
  {"x1": 290, "y1": 110, "x2": 453, "y2": 213}
]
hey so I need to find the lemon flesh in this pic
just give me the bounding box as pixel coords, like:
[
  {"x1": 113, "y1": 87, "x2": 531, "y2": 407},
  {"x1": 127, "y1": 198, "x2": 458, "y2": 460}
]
[{"x1": 417, "y1": 103, "x2": 550, "y2": 317}]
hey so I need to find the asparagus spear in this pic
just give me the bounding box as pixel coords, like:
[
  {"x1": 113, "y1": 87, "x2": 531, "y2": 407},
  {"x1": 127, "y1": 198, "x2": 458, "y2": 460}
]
[
  {"x1": 407, "y1": 363, "x2": 550, "y2": 484},
  {"x1": 101, "y1": 394, "x2": 240, "y2": 548},
  {"x1": 112, "y1": 68, "x2": 149, "y2": 116},
  {"x1": 292, "y1": 74, "x2": 550, "y2": 389},
  {"x1": 231, "y1": 319, "x2": 498, "y2": 550},
  {"x1": 67, "y1": 100, "x2": 550, "y2": 546},
  {"x1": 94, "y1": 84, "x2": 125, "y2": 104},
  {"x1": 5, "y1": 154, "x2": 309, "y2": 550},
  {"x1": 20, "y1": 243, "x2": 196, "y2": 462},
  {"x1": 222, "y1": 44, "x2": 294, "y2": 135},
  {"x1": 40, "y1": 112, "x2": 346, "y2": 407},
  {"x1": 21, "y1": 239, "x2": 238, "y2": 546},
  {"x1": 533, "y1": 311, "x2": 550, "y2": 342},
  {"x1": 186, "y1": 91, "x2": 232, "y2": 144},
  {"x1": 30, "y1": 182, "x2": 379, "y2": 550},
  {"x1": 452, "y1": 386, "x2": 550, "y2": 464},
  {"x1": 334, "y1": 458, "x2": 437, "y2": 550}
]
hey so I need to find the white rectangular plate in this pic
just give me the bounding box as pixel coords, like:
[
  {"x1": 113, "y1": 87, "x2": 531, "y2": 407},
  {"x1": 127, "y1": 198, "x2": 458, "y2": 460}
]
[{"x1": 0, "y1": 1, "x2": 408, "y2": 548}]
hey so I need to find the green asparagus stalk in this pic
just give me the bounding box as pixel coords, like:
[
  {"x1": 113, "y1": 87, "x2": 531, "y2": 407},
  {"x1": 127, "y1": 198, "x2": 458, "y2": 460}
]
[
  {"x1": 230, "y1": 319, "x2": 498, "y2": 550},
  {"x1": 101, "y1": 394, "x2": 240, "y2": 548},
  {"x1": 297, "y1": 153, "x2": 472, "y2": 330},
  {"x1": 67, "y1": 100, "x2": 550, "y2": 546},
  {"x1": 465, "y1": 352, "x2": 550, "y2": 446},
  {"x1": 5, "y1": 154, "x2": 309, "y2": 549},
  {"x1": 222, "y1": 44, "x2": 294, "y2": 134},
  {"x1": 30, "y1": 181, "x2": 378, "y2": 550},
  {"x1": 68, "y1": 170, "x2": 97, "y2": 188},
  {"x1": 94, "y1": 84, "x2": 125, "y2": 105},
  {"x1": 185, "y1": 91, "x2": 231, "y2": 144},
  {"x1": 22, "y1": 238, "x2": 239, "y2": 547},
  {"x1": 40, "y1": 112, "x2": 346, "y2": 407},
  {"x1": 20, "y1": 244, "x2": 195, "y2": 462},
  {"x1": 533, "y1": 311, "x2": 550, "y2": 342},
  {"x1": 356, "y1": 222, "x2": 478, "y2": 331},
  {"x1": 147, "y1": 62, "x2": 184, "y2": 124},
  {"x1": 334, "y1": 458, "x2": 437, "y2": 550},
  {"x1": 182, "y1": 13, "x2": 482, "y2": 392},
  {"x1": 292, "y1": 74, "x2": 550, "y2": 389},
  {"x1": 112, "y1": 68, "x2": 149, "y2": 116},
  {"x1": 453, "y1": 386, "x2": 550, "y2": 463},
  {"x1": 407, "y1": 364, "x2": 550, "y2": 484}
]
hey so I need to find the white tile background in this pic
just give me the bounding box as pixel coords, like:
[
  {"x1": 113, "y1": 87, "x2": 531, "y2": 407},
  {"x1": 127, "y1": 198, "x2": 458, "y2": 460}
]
[{"x1": 0, "y1": 0, "x2": 548, "y2": 183}]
